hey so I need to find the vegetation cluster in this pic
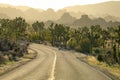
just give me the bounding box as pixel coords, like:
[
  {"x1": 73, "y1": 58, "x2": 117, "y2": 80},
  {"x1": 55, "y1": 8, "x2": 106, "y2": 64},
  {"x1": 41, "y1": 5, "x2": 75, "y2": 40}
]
[{"x1": 0, "y1": 17, "x2": 120, "y2": 66}]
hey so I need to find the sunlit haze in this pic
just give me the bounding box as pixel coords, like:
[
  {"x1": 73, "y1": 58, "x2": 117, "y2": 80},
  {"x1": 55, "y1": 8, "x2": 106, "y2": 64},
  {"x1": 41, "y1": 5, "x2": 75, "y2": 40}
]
[{"x1": 0, "y1": 0, "x2": 116, "y2": 10}]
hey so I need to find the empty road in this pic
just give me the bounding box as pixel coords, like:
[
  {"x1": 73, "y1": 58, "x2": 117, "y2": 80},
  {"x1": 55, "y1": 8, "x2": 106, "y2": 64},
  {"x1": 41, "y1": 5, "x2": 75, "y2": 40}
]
[{"x1": 0, "y1": 43, "x2": 112, "y2": 80}]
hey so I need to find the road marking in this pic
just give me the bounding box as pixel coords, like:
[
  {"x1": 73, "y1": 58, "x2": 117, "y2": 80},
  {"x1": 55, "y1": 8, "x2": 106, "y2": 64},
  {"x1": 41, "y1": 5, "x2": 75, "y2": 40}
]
[
  {"x1": 48, "y1": 49, "x2": 57, "y2": 80},
  {"x1": 36, "y1": 44, "x2": 57, "y2": 80}
]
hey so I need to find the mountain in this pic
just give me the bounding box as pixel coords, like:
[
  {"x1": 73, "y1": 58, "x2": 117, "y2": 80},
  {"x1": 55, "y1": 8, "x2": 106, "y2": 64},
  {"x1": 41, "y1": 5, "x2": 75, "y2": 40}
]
[
  {"x1": 56, "y1": 13, "x2": 76, "y2": 25},
  {"x1": 0, "y1": 6, "x2": 24, "y2": 19},
  {"x1": 73, "y1": 15, "x2": 92, "y2": 27},
  {"x1": 72, "y1": 15, "x2": 120, "y2": 28},
  {"x1": 0, "y1": 13, "x2": 9, "y2": 19},
  {"x1": 40, "y1": 9, "x2": 57, "y2": 21},
  {"x1": 103, "y1": 15, "x2": 120, "y2": 22},
  {"x1": 0, "y1": 1, "x2": 120, "y2": 22},
  {"x1": 64, "y1": 1, "x2": 120, "y2": 19},
  {"x1": 16, "y1": 6, "x2": 43, "y2": 12},
  {"x1": 0, "y1": 4, "x2": 65, "y2": 21},
  {"x1": 0, "y1": 4, "x2": 43, "y2": 12},
  {"x1": 23, "y1": 8, "x2": 42, "y2": 21},
  {"x1": 0, "y1": 4, "x2": 44, "y2": 21}
]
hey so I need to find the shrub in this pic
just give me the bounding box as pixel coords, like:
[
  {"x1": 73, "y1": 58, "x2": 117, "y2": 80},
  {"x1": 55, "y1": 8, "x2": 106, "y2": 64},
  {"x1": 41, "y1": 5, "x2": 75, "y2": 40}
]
[
  {"x1": 75, "y1": 45, "x2": 81, "y2": 52},
  {"x1": 67, "y1": 38, "x2": 77, "y2": 49},
  {"x1": 118, "y1": 52, "x2": 120, "y2": 64},
  {"x1": 97, "y1": 54, "x2": 104, "y2": 62},
  {"x1": 94, "y1": 49, "x2": 100, "y2": 54},
  {"x1": 79, "y1": 38, "x2": 90, "y2": 53},
  {"x1": 0, "y1": 52, "x2": 7, "y2": 64}
]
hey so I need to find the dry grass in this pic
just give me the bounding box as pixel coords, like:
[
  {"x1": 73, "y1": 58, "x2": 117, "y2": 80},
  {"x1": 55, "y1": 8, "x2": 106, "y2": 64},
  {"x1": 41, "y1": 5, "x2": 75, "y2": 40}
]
[
  {"x1": 0, "y1": 49, "x2": 37, "y2": 75},
  {"x1": 23, "y1": 49, "x2": 37, "y2": 59},
  {"x1": 86, "y1": 56, "x2": 120, "y2": 78}
]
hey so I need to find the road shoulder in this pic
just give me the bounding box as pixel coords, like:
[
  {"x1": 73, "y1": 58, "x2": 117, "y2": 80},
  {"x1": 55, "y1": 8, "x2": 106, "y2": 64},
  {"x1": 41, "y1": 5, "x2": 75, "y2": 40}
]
[
  {"x1": 76, "y1": 55, "x2": 120, "y2": 80},
  {"x1": 0, "y1": 48, "x2": 37, "y2": 76}
]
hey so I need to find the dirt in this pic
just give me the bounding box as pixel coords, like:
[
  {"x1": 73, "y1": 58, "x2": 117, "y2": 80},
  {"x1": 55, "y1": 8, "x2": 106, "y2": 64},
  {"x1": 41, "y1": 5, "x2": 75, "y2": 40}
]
[
  {"x1": 77, "y1": 56, "x2": 120, "y2": 80},
  {"x1": 0, "y1": 48, "x2": 37, "y2": 76}
]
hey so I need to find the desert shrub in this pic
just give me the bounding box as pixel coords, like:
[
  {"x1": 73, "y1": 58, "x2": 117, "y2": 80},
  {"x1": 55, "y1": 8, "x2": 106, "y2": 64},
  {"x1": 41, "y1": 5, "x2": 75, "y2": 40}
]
[
  {"x1": 102, "y1": 51, "x2": 118, "y2": 65},
  {"x1": 67, "y1": 38, "x2": 77, "y2": 49},
  {"x1": 79, "y1": 38, "x2": 90, "y2": 53},
  {"x1": 0, "y1": 52, "x2": 7, "y2": 64},
  {"x1": 118, "y1": 52, "x2": 120, "y2": 64},
  {"x1": 94, "y1": 49, "x2": 100, "y2": 54},
  {"x1": 75, "y1": 45, "x2": 81, "y2": 52},
  {"x1": 97, "y1": 54, "x2": 104, "y2": 62}
]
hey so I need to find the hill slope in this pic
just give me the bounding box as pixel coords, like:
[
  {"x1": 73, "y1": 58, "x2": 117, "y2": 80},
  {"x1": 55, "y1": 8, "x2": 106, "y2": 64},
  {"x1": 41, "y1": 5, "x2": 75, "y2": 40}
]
[
  {"x1": 64, "y1": 1, "x2": 120, "y2": 18},
  {"x1": 0, "y1": 1, "x2": 120, "y2": 22}
]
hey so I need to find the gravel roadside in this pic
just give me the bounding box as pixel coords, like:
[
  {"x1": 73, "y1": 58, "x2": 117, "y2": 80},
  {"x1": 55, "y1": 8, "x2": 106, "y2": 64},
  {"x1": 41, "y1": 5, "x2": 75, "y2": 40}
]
[
  {"x1": 76, "y1": 56, "x2": 120, "y2": 80},
  {"x1": 0, "y1": 48, "x2": 37, "y2": 76}
]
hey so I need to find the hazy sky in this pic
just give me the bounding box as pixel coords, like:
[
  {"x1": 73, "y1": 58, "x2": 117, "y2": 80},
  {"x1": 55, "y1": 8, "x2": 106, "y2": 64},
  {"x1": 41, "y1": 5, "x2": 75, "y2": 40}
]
[{"x1": 0, "y1": 0, "x2": 117, "y2": 10}]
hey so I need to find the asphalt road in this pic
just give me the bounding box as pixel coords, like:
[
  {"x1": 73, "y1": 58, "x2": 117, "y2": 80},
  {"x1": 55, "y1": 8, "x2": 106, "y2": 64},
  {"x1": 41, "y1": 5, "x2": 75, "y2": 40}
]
[{"x1": 0, "y1": 43, "x2": 112, "y2": 80}]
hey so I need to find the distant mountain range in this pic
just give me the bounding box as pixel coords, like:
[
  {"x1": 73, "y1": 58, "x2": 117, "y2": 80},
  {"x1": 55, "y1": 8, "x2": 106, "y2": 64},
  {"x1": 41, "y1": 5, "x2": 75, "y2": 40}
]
[
  {"x1": 73, "y1": 15, "x2": 120, "y2": 28},
  {"x1": 0, "y1": 1, "x2": 120, "y2": 27},
  {"x1": 64, "y1": 1, "x2": 120, "y2": 19},
  {"x1": 56, "y1": 13, "x2": 76, "y2": 25},
  {"x1": 55, "y1": 13, "x2": 120, "y2": 28}
]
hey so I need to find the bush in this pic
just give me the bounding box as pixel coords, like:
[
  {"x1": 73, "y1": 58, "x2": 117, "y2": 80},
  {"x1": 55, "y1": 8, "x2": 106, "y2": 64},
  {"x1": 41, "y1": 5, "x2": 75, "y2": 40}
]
[
  {"x1": 0, "y1": 52, "x2": 7, "y2": 64},
  {"x1": 67, "y1": 38, "x2": 77, "y2": 49},
  {"x1": 75, "y1": 45, "x2": 81, "y2": 52},
  {"x1": 103, "y1": 51, "x2": 113, "y2": 65},
  {"x1": 118, "y1": 52, "x2": 120, "y2": 64},
  {"x1": 79, "y1": 38, "x2": 90, "y2": 53},
  {"x1": 94, "y1": 49, "x2": 100, "y2": 54},
  {"x1": 97, "y1": 54, "x2": 104, "y2": 62}
]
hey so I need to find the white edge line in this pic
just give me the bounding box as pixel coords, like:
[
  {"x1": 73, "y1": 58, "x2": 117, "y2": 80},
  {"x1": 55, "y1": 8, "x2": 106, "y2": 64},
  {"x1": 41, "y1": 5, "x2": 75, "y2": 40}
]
[{"x1": 48, "y1": 49, "x2": 57, "y2": 80}]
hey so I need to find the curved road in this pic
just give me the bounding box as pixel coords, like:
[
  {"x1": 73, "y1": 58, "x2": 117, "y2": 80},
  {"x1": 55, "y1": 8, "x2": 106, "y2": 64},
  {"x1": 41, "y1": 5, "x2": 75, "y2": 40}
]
[{"x1": 0, "y1": 43, "x2": 112, "y2": 80}]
